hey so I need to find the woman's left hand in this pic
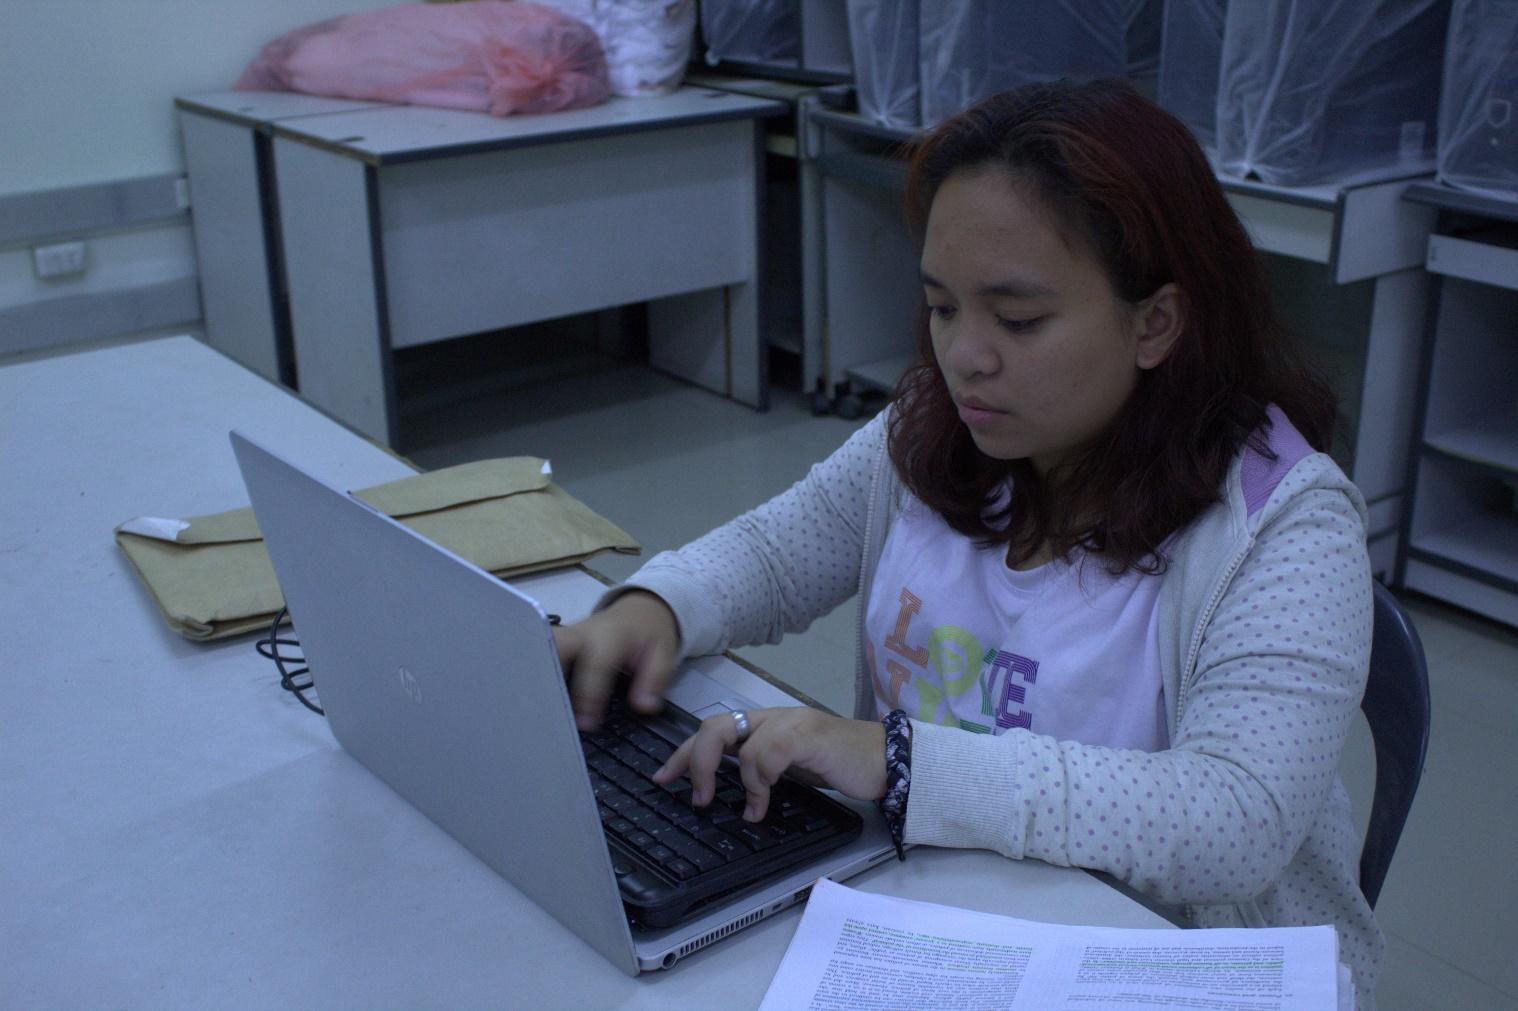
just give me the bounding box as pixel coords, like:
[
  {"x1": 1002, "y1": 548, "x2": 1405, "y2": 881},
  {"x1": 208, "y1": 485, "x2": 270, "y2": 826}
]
[{"x1": 654, "y1": 707, "x2": 887, "y2": 823}]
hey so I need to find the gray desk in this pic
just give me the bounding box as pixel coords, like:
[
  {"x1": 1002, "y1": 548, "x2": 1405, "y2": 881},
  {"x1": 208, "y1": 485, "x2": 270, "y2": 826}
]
[
  {"x1": 257, "y1": 88, "x2": 786, "y2": 446},
  {"x1": 1, "y1": 336, "x2": 1171, "y2": 1007},
  {"x1": 176, "y1": 92, "x2": 397, "y2": 387}
]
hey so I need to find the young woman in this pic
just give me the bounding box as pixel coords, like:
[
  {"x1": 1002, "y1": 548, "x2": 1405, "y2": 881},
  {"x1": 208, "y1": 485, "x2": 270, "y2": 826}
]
[{"x1": 556, "y1": 79, "x2": 1381, "y2": 1004}]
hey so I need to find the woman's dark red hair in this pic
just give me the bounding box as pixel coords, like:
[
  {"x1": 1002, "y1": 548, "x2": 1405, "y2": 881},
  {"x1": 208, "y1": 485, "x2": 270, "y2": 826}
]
[{"x1": 889, "y1": 78, "x2": 1338, "y2": 573}]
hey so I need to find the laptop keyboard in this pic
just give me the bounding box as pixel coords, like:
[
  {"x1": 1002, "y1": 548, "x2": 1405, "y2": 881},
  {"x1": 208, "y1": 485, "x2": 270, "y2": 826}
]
[{"x1": 582, "y1": 697, "x2": 850, "y2": 906}]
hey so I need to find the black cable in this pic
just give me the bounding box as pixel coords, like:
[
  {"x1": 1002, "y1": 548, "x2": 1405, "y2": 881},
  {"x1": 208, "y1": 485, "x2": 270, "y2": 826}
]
[{"x1": 256, "y1": 607, "x2": 324, "y2": 715}]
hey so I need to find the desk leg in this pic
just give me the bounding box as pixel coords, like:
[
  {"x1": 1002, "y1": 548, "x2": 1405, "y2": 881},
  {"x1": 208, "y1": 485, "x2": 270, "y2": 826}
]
[
  {"x1": 273, "y1": 138, "x2": 397, "y2": 445},
  {"x1": 1354, "y1": 266, "x2": 1429, "y2": 578},
  {"x1": 799, "y1": 141, "x2": 828, "y2": 408},
  {"x1": 727, "y1": 276, "x2": 766, "y2": 409},
  {"x1": 180, "y1": 112, "x2": 287, "y2": 386},
  {"x1": 647, "y1": 281, "x2": 765, "y2": 409},
  {"x1": 796, "y1": 94, "x2": 832, "y2": 408},
  {"x1": 647, "y1": 121, "x2": 766, "y2": 410}
]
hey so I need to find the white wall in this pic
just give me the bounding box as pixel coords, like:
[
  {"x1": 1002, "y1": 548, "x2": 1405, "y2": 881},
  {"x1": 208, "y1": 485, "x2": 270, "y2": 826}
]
[
  {"x1": 0, "y1": 0, "x2": 397, "y2": 347},
  {"x1": 1, "y1": 0, "x2": 399, "y2": 195}
]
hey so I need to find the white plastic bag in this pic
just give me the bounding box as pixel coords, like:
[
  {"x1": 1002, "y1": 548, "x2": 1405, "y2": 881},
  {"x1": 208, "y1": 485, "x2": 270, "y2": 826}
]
[{"x1": 536, "y1": 0, "x2": 697, "y2": 95}]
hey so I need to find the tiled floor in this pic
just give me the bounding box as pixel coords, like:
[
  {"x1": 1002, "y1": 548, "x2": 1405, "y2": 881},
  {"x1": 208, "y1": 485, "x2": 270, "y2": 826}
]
[{"x1": 406, "y1": 358, "x2": 1518, "y2": 1010}]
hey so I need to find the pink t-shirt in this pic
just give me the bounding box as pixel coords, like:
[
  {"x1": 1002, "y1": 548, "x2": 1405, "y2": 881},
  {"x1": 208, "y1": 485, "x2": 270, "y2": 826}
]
[{"x1": 865, "y1": 495, "x2": 1169, "y2": 752}]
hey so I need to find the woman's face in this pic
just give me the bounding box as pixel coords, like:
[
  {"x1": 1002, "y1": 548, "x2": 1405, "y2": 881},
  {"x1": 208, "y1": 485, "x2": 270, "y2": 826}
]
[{"x1": 921, "y1": 164, "x2": 1149, "y2": 474}]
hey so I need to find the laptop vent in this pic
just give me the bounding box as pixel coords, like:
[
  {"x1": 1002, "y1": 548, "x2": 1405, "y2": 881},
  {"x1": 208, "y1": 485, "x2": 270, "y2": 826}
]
[{"x1": 678, "y1": 907, "x2": 767, "y2": 959}]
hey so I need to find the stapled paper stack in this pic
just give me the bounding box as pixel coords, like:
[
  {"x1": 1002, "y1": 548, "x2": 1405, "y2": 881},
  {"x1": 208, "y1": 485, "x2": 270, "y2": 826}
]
[{"x1": 115, "y1": 457, "x2": 639, "y2": 640}]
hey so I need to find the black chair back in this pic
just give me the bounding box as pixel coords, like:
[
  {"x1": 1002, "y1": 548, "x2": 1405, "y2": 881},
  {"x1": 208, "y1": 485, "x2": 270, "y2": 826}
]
[{"x1": 1358, "y1": 582, "x2": 1432, "y2": 909}]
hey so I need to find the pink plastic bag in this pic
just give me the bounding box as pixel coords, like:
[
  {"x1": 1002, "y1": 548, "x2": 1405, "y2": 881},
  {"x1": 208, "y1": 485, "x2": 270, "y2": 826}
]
[{"x1": 235, "y1": 1, "x2": 612, "y2": 117}]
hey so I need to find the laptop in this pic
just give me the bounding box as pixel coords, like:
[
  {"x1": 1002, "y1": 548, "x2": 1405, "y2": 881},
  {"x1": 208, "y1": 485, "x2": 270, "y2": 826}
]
[{"x1": 230, "y1": 432, "x2": 896, "y2": 974}]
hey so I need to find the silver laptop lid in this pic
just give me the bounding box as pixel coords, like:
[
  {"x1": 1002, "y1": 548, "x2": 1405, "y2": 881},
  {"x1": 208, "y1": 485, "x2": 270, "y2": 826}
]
[{"x1": 231, "y1": 431, "x2": 639, "y2": 975}]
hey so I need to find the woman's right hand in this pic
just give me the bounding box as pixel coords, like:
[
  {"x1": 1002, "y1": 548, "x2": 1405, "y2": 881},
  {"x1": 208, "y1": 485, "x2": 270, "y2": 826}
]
[{"x1": 552, "y1": 590, "x2": 680, "y2": 731}]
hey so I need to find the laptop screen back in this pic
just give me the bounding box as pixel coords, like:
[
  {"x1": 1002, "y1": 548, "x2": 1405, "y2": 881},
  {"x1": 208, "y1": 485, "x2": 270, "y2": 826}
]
[{"x1": 231, "y1": 432, "x2": 638, "y2": 974}]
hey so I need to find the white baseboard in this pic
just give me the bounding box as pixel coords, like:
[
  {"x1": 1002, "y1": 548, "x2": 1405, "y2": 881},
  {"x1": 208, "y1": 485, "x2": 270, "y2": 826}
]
[
  {"x1": 0, "y1": 173, "x2": 187, "y2": 247},
  {"x1": 0, "y1": 276, "x2": 201, "y2": 356},
  {"x1": 0, "y1": 174, "x2": 202, "y2": 354}
]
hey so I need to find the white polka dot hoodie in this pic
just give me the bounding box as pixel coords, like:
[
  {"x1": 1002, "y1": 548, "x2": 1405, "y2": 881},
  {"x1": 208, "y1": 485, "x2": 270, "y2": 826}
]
[{"x1": 614, "y1": 406, "x2": 1382, "y2": 1007}]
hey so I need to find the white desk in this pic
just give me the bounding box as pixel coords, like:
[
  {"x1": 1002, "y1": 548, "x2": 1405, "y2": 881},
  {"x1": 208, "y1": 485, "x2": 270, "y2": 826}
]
[
  {"x1": 1395, "y1": 183, "x2": 1518, "y2": 629},
  {"x1": 175, "y1": 92, "x2": 398, "y2": 387},
  {"x1": 1, "y1": 336, "x2": 1171, "y2": 1007},
  {"x1": 226, "y1": 88, "x2": 785, "y2": 447}
]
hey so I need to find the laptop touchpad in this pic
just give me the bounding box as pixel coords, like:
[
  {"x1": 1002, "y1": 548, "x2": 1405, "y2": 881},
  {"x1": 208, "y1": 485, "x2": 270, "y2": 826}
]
[{"x1": 689, "y1": 699, "x2": 753, "y2": 721}]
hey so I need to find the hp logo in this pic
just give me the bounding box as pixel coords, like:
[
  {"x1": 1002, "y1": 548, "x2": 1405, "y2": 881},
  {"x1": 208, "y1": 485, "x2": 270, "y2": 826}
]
[{"x1": 398, "y1": 666, "x2": 423, "y2": 704}]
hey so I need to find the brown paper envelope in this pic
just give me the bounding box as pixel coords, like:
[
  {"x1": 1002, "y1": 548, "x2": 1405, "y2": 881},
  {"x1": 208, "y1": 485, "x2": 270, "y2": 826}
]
[{"x1": 115, "y1": 458, "x2": 637, "y2": 641}]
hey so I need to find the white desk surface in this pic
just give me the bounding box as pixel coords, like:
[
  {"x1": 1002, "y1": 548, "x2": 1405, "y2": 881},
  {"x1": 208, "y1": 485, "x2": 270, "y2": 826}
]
[
  {"x1": 1, "y1": 336, "x2": 1169, "y2": 1008},
  {"x1": 175, "y1": 90, "x2": 396, "y2": 128},
  {"x1": 269, "y1": 86, "x2": 785, "y2": 164}
]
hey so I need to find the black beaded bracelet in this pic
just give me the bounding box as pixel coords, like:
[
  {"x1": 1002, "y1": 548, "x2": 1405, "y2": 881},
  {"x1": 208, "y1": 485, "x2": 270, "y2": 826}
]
[{"x1": 878, "y1": 708, "x2": 912, "y2": 861}]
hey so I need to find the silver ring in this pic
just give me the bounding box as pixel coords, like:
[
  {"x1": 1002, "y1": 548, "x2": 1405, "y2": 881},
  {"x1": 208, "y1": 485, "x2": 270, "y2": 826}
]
[{"x1": 730, "y1": 710, "x2": 751, "y2": 742}]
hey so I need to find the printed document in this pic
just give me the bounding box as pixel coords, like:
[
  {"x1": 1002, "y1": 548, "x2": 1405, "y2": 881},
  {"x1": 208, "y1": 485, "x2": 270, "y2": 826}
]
[{"x1": 760, "y1": 878, "x2": 1348, "y2": 1011}]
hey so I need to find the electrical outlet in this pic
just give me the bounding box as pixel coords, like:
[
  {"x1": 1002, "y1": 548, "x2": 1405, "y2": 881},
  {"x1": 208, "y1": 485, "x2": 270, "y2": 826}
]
[{"x1": 33, "y1": 241, "x2": 88, "y2": 279}]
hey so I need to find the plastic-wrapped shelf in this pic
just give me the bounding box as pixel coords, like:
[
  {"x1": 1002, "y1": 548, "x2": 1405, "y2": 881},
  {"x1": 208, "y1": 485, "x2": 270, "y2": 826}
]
[
  {"x1": 1438, "y1": 0, "x2": 1518, "y2": 198},
  {"x1": 1219, "y1": 0, "x2": 1450, "y2": 186},
  {"x1": 1157, "y1": 0, "x2": 1227, "y2": 153},
  {"x1": 701, "y1": 0, "x2": 800, "y2": 65},
  {"x1": 844, "y1": 0, "x2": 1159, "y2": 130},
  {"x1": 698, "y1": 0, "x2": 852, "y2": 76},
  {"x1": 848, "y1": 0, "x2": 920, "y2": 129},
  {"x1": 1163, "y1": 0, "x2": 1452, "y2": 187},
  {"x1": 917, "y1": 0, "x2": 1157, "y2": 127}
]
